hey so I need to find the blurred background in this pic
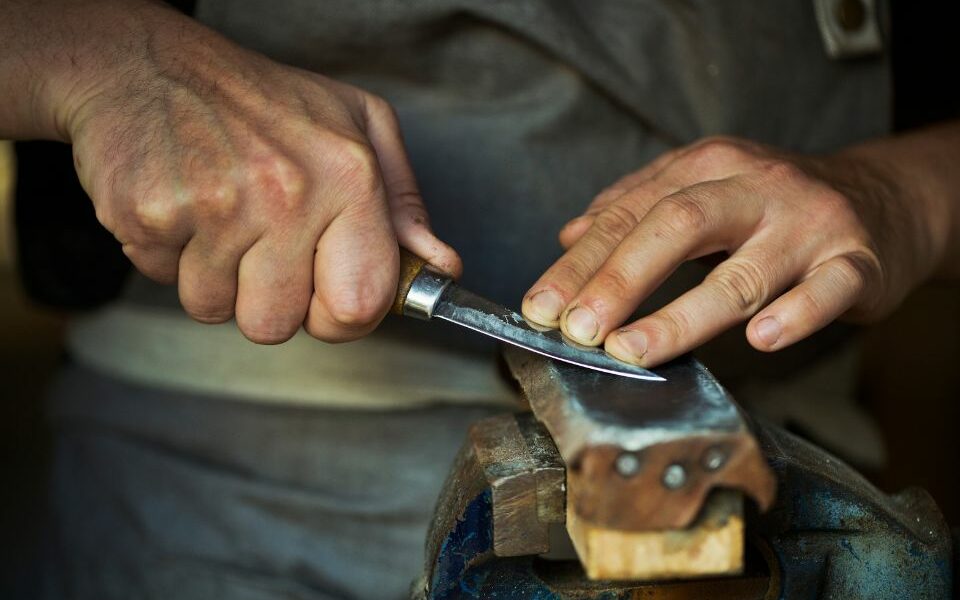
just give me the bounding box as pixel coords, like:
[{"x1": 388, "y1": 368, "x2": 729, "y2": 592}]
[
  {"x1": 0, "y1": 135, "x2": 958, "y2": 597},
  {"x1": 0, "y1": 140, "x2": 65, "y2": 596}
]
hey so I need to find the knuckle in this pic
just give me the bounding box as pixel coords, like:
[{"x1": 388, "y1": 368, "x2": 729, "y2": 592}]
[
  {"x1": 246, "y1": 153, "x2": 307, "y2": 214},
  {"x1": 550, "y1": 254, "x2": 595, "y2": 287},
  {"x1": 193, "y1": 184, "x2": 243, "y2": 222},
  {"x1": 690, "y1": 137, "x2": 745, "y2": 165},
  {"x1": 760, "y1": 159, "x2": 804, "y2": 184},
  {"x1": 591, "y1": 186, "x2": 625, "y2": 209},
  {"x1": 129, "y1": 193, "x2": 181, "y2": 236},
  {"x1": 593, "y1": 204, "x2": 639, "y2": 241},
  {"x1": 391, "y1": 190, "x2": 427, "y2": 216},
  {"x1": 181, "y1": 288, "x2": 236, "y2": 325},
  {"x1": 92, "y1": 201, "x2": 117, "y2": 232},
  {"x1": 647, "y1": 309, "x2": 688, "y2": 346},
  {"x1": 324, "y1": 287, "x2": 387, "y2": 328},
  {"x1": 239, "y1": 320, "x2": 297, "y2": 345},
  {"x1": 829, "y1": 252, "x2": 877, "y2": 293},
  {"x1": 122, "y1": 244, "x2": 177, "y2": 284},
  {"x1": 188, "y1": 306, "x2": 236, "y2": 326},
  {"x1": 815, "y1": 189, "x2": 857, "y2": 222},
  {"x1": 792, "y1": 286, "x2": 825, "y2": 319},
  {"x1": 365, "y1": 93, "x2": 398, "y2": 125},
  {"x1": 657, "y1": 192, "x2": 710, "y2": 235},
  {"x1": 326, "y1": 136, "x2": 382, "y2": 196},
  {"x1": 707, "y1": 261, "x2": 769, "y2": 314},
  {"x1": 592, "y1": 266, "x2": 634, "y2": 301}
]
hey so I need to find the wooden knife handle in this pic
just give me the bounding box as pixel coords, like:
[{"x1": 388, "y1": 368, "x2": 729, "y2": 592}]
[{"x1": 391, "y1": 248, "x2": 428, "y2": 316}]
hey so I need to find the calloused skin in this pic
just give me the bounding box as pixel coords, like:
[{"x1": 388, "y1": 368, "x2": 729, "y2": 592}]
[
  {"x1": 2, "y1": 1, "x2": 958, "y2": 360},
  {"x1": 522, "y1": 129, "x2": 960, "y2": 367}
]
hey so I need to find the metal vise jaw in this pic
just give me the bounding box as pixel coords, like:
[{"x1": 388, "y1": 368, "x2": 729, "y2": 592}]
[{"x1": 415, "y1": 352, "x2": 953, "y2": 599}]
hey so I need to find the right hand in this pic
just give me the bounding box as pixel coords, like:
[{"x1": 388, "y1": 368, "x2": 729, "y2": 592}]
[{"x1": 61, "y1": 2, "x2": 460, "y2": 343}]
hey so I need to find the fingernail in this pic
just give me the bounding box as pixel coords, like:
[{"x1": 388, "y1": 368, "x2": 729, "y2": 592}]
[
  {"x1": 614, "y1": 330, "x2": 648, "y2": 362},
  {"x1": 755, "y1": 316, "x2": 782, "y2": 347},
  {"x1": 565, "y1": 306, "x2": 599, "y2": 343},
  {"x1": 527, "y1": 290, "x2": 564, "y2": 325}
]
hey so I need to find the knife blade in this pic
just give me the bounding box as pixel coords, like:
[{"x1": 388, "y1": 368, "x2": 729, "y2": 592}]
[{"x1": 391, "y1": 250, "x2": 666, "y2": 382}]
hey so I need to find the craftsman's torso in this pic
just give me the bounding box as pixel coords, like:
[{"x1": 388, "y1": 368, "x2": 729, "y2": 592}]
[{"x1": 70, "y1": 0, "x2": 892, "y2": 404}]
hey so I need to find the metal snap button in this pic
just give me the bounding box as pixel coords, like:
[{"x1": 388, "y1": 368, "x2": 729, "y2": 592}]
[{"x1": 835, "y1": 0, "x2": 866, "y2": 32}]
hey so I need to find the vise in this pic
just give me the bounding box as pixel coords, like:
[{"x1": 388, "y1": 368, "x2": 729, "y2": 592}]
[{"x1": 414, "y1": 349, "x2": 953, "y2": 599}]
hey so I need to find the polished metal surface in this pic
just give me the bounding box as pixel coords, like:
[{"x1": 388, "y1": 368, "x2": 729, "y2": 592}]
[
  {"x1": 403, "y1": 268, "x2": 453, "y2": 319},
  {"x1": 430, "y1": 283, "x2": 666, "y2": 381}
]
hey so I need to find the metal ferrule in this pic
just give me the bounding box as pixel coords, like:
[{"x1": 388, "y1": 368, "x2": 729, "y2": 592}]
[{"x1": 403, "y1": 268, "x2": 452, "y2": 320}]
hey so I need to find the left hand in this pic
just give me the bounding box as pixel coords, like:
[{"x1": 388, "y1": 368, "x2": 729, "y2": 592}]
[{"x1": 521, "y1": 136, "x2": 943, "y2": 367}]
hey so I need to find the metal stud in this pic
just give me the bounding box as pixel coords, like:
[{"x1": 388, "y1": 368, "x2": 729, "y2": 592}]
[
  {"x1": 702, "y1": 446, "x2": 727, "y2": 471},
  {"x1": 614, "y1": 452, "x2": 641, "y2": 477},
  {"x1": 662, "y1": 463, "x2": 687, "y2": 489}
]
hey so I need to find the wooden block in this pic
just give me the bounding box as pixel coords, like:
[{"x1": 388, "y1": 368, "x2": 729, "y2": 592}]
[{"x1": 566, "y1": 490, "x2": 744, "y2": 581}]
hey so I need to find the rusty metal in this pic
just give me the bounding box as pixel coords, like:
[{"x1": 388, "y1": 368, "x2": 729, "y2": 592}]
[
  {"x1": 419, "y1": 411, "x2": 754, "y2": 598},
  {"x1": 418, "y1": 418, "x2": 952, "y2": 599},
  {"x1": 418, "y1": 350, "x2": 952, "y2": 599},
  {"x1": 422, "y1": 412, "x2": 564, "y2": 575},
  {"x1": 505, "y1": 347, "x2": 776, "y2": 531}
]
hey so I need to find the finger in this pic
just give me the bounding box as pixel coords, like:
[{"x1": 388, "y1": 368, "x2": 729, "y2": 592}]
[
  {"x1": 604, "y1": 246, "x2": 798, "y2": 366},
  {"x1": 305, "y1": 194, "x2": 398, "y2": 342},
  {"x1": 122, "y1": 243, "x2": 182, "y2": 284},
  {"x1": 559, "y1": 138, "x2": 755, "y2": 248},
  {"x1": 585, "y1": 146, "x2": 688, "y2": 215},
  {"x1": 177, "y1": 233, "x2": 252, "y2": 324},
  {"x1": 116, "y1": 191, "x2": 193, "y2": 284},
  {"x1": 364, "y1": 97, "x2": 462, "y2": 278},
  {"x1": 558, "y1": 147, "x2": 686, "y2": 249},
  {"x1": 523, "y1": 175, "x2": 695, "y2": 328},
  {"x1": 746, "y1": 253, "x2": 876, "y2": 351},
  {"x1": 234, "y1": 235, "x2": 314, "y2": 344},
  {"x1": 559, "y1": 178, "x2": 763, "y2": 345}
]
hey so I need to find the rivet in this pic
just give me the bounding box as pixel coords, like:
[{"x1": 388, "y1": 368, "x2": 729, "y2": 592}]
[
  {"x1": 702, "y1": 446, "x2": 727, "y2": 471},
  {"x1": 662, "y1": 463, "x2": 687, "y2": 490},
  {"x1": 614, "y1": 452, "x2": 642, "y2": 477}
]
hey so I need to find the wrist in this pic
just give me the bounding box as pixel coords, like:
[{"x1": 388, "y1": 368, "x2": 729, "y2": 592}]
[
  {"x1": 838, "y1": 135, "x2": 956, "y2": 283},
  {"x1": 33, "y1": 0, "x2": 194, "y2": 142}
]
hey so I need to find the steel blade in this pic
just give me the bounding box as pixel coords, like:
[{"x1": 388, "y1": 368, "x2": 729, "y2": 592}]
[{"x1": 433, "y1": 284, "x2": 666, "y2": 382}]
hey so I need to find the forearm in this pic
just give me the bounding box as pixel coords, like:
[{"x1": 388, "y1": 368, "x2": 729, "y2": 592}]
[
  {"x1": 843, "y1": 120, "x2": 960, "y2": 280},
  {"x1": 0, "y1": 0, "x2": 187, "y2": 141}
]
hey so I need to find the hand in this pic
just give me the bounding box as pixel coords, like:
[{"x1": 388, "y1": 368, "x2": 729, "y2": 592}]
[
  {"x1": 61, "y1": 3, "x2": 459, "y2": 343},
  {"x1": 522, "y1": 136, "x2": 949, "y2": 367}
]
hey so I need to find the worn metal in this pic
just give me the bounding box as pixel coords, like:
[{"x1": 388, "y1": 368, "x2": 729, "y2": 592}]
[
  {"x1": 661, "y1": 464, "x2": 687, "y2": 490},
  {"x1": 418, "y1": 419, "x2": 952, "y2": 599},
  {"x1": 505, "y1": 347, "x2": 776, "y2": 531},
  {"x1": 422, "y1": 411, "x2": 565, "y2": 595},
  {"x1": 402, "y1": 267, "x2": 451, "y2": 319},
  {"x1": 752, "y1": 422, "x2": 953, "y2": 599},
  {"x1": 403, "y1": 265, "x2": 665, "y2": 380},
  {"x1": 813, "y1": 0, "x2": 882, "y2": 59},
  {"x1": 419, "y1": 349, "x2": 951, "y2": 598}
]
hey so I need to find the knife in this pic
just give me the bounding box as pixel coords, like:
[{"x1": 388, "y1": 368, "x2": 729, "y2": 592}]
[{"x1": 391, "y1": 250, "x2": 666, "y2": 382}]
